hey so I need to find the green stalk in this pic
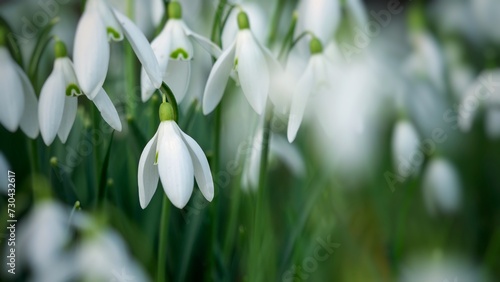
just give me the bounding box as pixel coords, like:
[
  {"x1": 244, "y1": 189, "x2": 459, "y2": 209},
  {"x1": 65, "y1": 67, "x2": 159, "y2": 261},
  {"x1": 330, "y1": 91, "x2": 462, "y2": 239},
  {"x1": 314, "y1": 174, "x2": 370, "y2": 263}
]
[
  {"x1": 125, "y1": 0, "x2": 137, "y2": 119},
  {"x1": 267, "y1": 0, "x2": 285, "y2": 45},
  {"x1": 157, "y1": 195, "x2": 170, "y2": 282}
]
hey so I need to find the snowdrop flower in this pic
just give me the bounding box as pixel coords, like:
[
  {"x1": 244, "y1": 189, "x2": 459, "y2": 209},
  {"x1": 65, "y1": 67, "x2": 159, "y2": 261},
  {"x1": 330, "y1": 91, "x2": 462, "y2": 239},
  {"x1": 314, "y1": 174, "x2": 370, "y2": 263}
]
[
  {"x1": 459, "y1": 70, "x2": 500, "y2": 139},
  {"x1": 288, "y1": 37, "x2": 334, "y2": 142},
  {"x1": 73, "y1": 0, "x2": 161, "y2": 99},
  {"x1": 38, "y1": 41, "x2": 122, "y2": 146},
  {"x1": 391, "y1": 119, "x2": 422, "y2": 180},
  {"x1": 141, "y1": 2, "x2": 221, "y2": 103},
  {"x1": 138, "y1": 102, "x2": 214, "y2": 209},
  {"x1": 0, "y1": 27, "x2": 38, "y2": 138},
  {"x1": 422, "y1": 158, "x2": 462, "y2": 215},
  {"x1": 203, "y1": 11, "x2": 276, "y2": 115},
  {"x1": 296, "y1": 0, "x2": 341, "y2": 44}
]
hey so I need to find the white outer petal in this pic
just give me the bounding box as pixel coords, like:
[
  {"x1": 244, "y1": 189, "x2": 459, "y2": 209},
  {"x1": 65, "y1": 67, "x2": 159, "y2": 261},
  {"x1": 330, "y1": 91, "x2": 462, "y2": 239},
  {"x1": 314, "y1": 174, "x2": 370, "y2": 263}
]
[
  {"x1": 164, "y1": 60, "x2": 190, "y2": 102},
  {"x1": 236, "y1": 30, "x2": 269, "y2": 115},
  {"x1": 485, "y1": 108, "x2": 500, "y2": 139},
  {"x1": 423, "y1": 158, "x2": 462, "y2": 215},
  {"x1": 113, "y1": 8, "x2": 162, "y2": 88},
  {"x1": 0, "y1": 48, "x2": 24, "y2": 132},
  {"x1": 141, "y1": 22, "x2": 173, "y2": 102},
  {"x1": 157, "y1": 121, "x2": 194, "y2": 209},
  {"x1": 138, "y1": 130, "x2": 160, "y2": 209},
  {"x1": 391, "y1": 120, "x2": 422, "y2": 179},
  {"x1": 38, "y1": 61, "x2": 66, "y2": 145},
  {"x1": 178, "y1": 125, "x2": 214, "y2": 202},
  {"x1": 15, "y1": 64, "x2": 39, "y2": 138},
  {"x1": 183, "y1": 22, "x2": 222, "y2": 58},
  {"x1": 202, "y1": 41, "x2": 236, "y2": 115},
  {"x1": 57, "y1": 97, "x2": 78, "y2": 143},
  {"x1": 287, "y1": 57, "x2": 315, "y2": 142},
  {"x1": 297, "y1": 0, "x2": 341, "y2": 43},
  {"x1": 74, "y1": 9, "x2": 109, "y2": 99},
  {"x1": 91, "y1": 88, "x2": 122, "y2": 131}
]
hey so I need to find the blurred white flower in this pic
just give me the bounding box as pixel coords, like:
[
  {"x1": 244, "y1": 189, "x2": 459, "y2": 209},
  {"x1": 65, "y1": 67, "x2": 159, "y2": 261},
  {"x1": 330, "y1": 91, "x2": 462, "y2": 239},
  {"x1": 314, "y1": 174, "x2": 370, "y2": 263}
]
[
  {"x1": 391, "y1": 120, "x2": 422, "y2": 179},
  {"x1": 0, "y1": 152, "x2": 9, "y2": 194},
  {"x1": 345, "y1": 0, "x2": 368, "y2": 29},
  {"x1": 296, "y1": 0, "x2": 341, "y2": 44},
  {"x1": 74, "y1": 229, "x2": 150, "y2": 282},
  {"x1": 400, "y1": 253, "x2": 490, "y2": 282},
  {"x1": 288, "y1": 37, "x2": 334, "y2": 142},
  {"x1": 473, "y1": 0, "x2": 500, "y2": 44},
  {"x1": 422, "y1": 158, "x2": 462, "y2": 215},
  {"x1": 459, "y1": 70, "x2": 500, "y2": 139},
  {"x1": 138, "y1": 102, "x2": 214, "y2": 209},
  {"x1": 405, "y1": 31, "x2": 445, "y2": 93},
  {"x1": 0, "y1": 43, "x2": 39, "y2": 138},
  {"x1": 203, "y1": 11, "x2": 276, "y2": 115},
  {"x1": 73, "y1": 0, "x2": 161, "y2": 99},
  {"x1": 141, "y1": 2, "x2": 221, "y2": 103},
  {"x1": 39, "y1": 41, "x2": 122, "y2": 146}
]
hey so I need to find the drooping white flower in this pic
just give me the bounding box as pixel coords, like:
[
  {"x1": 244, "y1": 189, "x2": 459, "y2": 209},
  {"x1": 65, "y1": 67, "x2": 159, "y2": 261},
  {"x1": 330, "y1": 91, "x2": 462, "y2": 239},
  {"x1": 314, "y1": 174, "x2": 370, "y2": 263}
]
[
  {"x1": 0, "y1": 31, "x2": 39, "y2": 138},
  {"x1": 39, "y1": 41, "x2": 122, "y2": 146},
  {"x1": 138, "y1": 102, "x2": 214, "y2": 209},
  {"x1": 141, "y1": 2, "x2": 221, "y2": 103},
  {"x1": 73, "y1": 0, "x2": 162, "y2": 99},
  {"x1": 422, "y1": 158, "x2": 462, "y2": 215},
  {"x1": 288, "y1": 37, "x2": 335, "y2": 142},
  {"x1": 203, "y1": 11, "x2": 276, "y2": 116},
  {"x1": 459, "y1": 70, "x2": 500, "y2": 139},
  {"x1": 391, "y1": 120, "x2": 422, "y2": 180},
  {"x1": 296, "y1": 0, "x2": 341, "y2": 44}
]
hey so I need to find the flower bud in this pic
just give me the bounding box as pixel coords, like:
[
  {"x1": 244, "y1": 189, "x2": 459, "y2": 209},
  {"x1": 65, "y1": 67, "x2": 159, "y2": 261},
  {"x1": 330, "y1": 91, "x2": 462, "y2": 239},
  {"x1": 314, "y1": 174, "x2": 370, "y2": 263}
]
[
  {"x1": 54, "y1": 40, "x2": 67, "y2": 58},
  {"x1": 237, "y1": 11, "x2": 250, "y2": 30},
  {"x1": 159, "y1": 102, "x2": 174, "y2": 121},
  {"x1": 168, "y1": 2, "x2": 182, "y2": 19},
  {"x1": 309, "y1": 37, "x2": 323, "y2": 54}
]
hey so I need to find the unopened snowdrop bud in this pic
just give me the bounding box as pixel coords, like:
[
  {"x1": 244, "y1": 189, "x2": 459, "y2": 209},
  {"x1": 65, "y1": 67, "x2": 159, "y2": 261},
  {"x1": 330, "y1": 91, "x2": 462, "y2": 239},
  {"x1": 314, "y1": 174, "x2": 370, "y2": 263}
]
[
  {"x1": 422, "y1": 158, "x2": 462, "y2": 215},
  {"x1": 168, "y1": 1, "x2": 182, "y2": 19},
  {"x1": 238, "y1": 11, "x2": 250, "y2": 30}
]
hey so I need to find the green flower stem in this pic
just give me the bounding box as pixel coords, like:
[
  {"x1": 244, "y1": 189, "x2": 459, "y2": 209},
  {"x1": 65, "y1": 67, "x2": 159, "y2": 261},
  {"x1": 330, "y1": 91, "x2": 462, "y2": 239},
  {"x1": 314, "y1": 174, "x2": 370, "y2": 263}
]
[
  {"x1": 157, "y1": 194, "x2": 170, "y2": 282},
  {"x1": 267, "y1": 0, "x2": 285, "y2": 45},
  {"x1": 28, "y1": 18, "x2": 59, "y2": 90},
  {"x1": 277, "y1": 12, "x2": 298, "y2": 63},
  {"x1": 125, "y1": 0, "x2": 137, "y2": 119}
]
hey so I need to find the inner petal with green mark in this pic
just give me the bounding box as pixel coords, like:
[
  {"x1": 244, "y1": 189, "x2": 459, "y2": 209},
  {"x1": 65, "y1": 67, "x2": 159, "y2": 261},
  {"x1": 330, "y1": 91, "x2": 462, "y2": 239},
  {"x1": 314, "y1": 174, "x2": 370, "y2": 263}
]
[
  {"x1": 107, "y1": 27, "x2": 121, "y2": 41},
  {"x1": 66, "y1": 84, "x2": 82, "y2": 97},
  {"x1": 170, "y1": 48, "x2": 189, "y2": 60},
  {"x1": 154, "y1": 151, "x2": 159, "y2": 165}
]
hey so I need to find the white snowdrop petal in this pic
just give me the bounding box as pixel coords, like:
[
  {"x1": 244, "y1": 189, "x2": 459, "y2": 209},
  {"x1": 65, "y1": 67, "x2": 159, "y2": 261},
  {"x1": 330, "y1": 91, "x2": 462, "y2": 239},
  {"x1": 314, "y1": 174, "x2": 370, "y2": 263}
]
[
  {"x1": 297, "y1": 0, "x2": 341, "y2": 43},
  {"x1": 237, "y1": 30, "x2": 269, "y2": 115},
  {"x1": 138, "y1": 131, "x2": 160, "y2": 209},
  {"x1": 74, "y1": 9, "x2": 110, "y2": 99},
  {"x1": 423, "y1": 158, "x2": 462, "y2": 215},
  {"x1": 91, "y1": 88, "x2": 122, "y2": 131},
  {"x1": 0, "y1": 48, "x2": 24, "y2": 132},
  {"x1": 485, "y1": 108, "x2": 500, "y2": 139},
  {"x1": 391, "y1": 120, "x2": 422, "y2": 179},
  {"x1": 157, "y1": 121, "x2": 194, "y2": 208},
  {"x1": 287, "y1": 59, "x2": 315, "y2": 142},
  {"x1": 164, "y1": 60, "x2": 190, "y2": 102},
  {"x1": 57, "y1": 97, "x2": 78, "y2": 143},
  {"x1": 203, "y1": 41, "x2": 236, "y2": 115},
  {"x1": 169, "y1": 20, "x2": 194, "y2": 61},
  {"x1": 113, "y1": 8, "x2": 162, "y2": 88},
  {"x1": 38, "y1": 63, "x2": 66, "y2": 146},
  {"x1": 93, "y1": 0, "x2": 124, "y2": 41},
  {"x1": 183, "y1": 23, "x2": 222, "y2": 58},
  {"x1": 15, "y1": 63, "x2": 39, "y2": 138},
  {"x1": 178, "y1": 125, "x2": 214, "y2": 202}
]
